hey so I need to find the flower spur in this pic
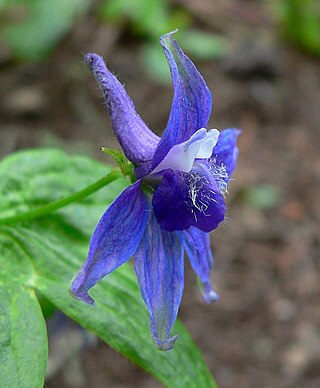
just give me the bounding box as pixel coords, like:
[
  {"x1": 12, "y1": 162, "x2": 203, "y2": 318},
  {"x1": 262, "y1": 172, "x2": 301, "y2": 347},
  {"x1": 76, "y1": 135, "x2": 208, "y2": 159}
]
[{"x1": 71, "y1": 31, "x2": 240, "y2": 351}]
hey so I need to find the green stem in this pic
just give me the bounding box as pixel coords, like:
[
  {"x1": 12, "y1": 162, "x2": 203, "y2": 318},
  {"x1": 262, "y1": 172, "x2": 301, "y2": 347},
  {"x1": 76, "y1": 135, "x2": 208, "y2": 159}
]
[{"x1": 0, "y1": 169, "x2": 123, "y2": 225}]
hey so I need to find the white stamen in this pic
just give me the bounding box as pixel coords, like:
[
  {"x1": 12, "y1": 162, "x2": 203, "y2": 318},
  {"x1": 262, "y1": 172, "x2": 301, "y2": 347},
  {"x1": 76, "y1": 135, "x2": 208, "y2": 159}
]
[
  {"x1": 184, "y1": 172, "x2": 219, "y2": 220},
  {"x1": 208, "y1": 157, "x2": 229, "y2": 195}
]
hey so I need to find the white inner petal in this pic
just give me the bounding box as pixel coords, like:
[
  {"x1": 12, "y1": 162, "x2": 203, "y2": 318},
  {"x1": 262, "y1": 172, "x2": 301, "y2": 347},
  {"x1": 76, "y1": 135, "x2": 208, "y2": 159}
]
[
  {"x1": 197, "y1": 129, "x2": 220, "y2": 159},
  {"x1": 152, "y1": 128, "x2": 220, "y2": 174}
]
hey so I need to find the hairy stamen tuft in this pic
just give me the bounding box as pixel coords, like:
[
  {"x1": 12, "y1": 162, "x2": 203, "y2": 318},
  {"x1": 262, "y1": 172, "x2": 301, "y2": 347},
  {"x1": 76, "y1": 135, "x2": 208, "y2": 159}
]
[
  {"x1": 208, "y1": 157, "x2": 229, "y2": 195},
  {"x1": 184, "y1": 172, "x2": 218, "y2": 221}
]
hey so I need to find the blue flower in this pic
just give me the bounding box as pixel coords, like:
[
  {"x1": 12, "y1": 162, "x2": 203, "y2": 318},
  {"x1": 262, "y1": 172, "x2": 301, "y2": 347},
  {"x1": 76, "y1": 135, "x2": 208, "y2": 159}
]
[{"x1": 71, "y1": 31, "x2": 240, "y2": 350}]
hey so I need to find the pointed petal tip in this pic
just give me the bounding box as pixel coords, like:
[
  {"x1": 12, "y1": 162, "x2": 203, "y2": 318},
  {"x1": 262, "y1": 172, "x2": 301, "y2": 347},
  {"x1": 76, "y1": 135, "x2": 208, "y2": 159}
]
[
  {"x1": 202, "y1": 282, "x2": 220, "y2": 303},
  {"x1": 233, "y1": 128, "x2": 242, "y2": 137},
  {"x1": 69, "y1": 286, "x2": 95, "y2": 306},
  {"x1": 153, "y1": 334, "x2": 178, "y2": 351},
  {"x1": 223, "y1": 127, "x2": 242, "y2": 138},
  {"x1": 70, "y1": 277, "x2": 95, "y2": 306},
  {"x1": 160, "y1": 29, "x2": 179, "y2": 45},
  {"x1": 203, "y1": 289, "x2": 220, "y2": 304}
]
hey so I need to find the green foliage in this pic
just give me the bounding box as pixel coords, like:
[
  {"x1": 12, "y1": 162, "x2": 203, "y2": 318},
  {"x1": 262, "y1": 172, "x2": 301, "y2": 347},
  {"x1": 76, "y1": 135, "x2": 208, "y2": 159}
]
[
  {"x1": 141, "y1": 42, "x2": 172, "y2": 82},
  {"x1": 278, "y1": 0, "x2": 320, "y2": 56},
  {"x1": 1, "y1": 0, "x2": 90, "y2": 60},
  {"x1": 178, "y1": 30, "x2": 229, "y2": 60},
  {"x1": 99, "y1": 0, "x2": 188, "y2": 40},
  {"x1": 35, "y1": 290, "x2": 56, "y2": 319},
  {"x1": 99, "y1": 0, "x2": 228, "y2": 83},
  {"x1": 0, "y1": 149, "x2": 216, "y2": 387},
  {"x1": 0, "y1": 235, "x2": 47, "y2": 387},
  {"x1": 143, "y1": 28, "x2": 229, "y2": 83},
  {"x1": 245, "y1": 185, "x2": 282, "y2": 210},
  {"x1": 141, "y1": 41, "x2": 171, "y2": 84},
  {"x1": 1, "y1": 0, "x2": 228, "y2": 73}
]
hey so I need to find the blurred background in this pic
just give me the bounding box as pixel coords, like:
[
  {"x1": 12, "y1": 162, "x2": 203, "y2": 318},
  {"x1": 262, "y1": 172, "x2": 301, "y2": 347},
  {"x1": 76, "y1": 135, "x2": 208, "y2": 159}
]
[{"x1": 1, "y1": 0, "x2": 319, "y2": 387}]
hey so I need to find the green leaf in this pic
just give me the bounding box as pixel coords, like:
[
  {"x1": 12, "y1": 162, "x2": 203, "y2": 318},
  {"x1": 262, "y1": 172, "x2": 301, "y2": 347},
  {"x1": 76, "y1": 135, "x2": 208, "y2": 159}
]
[
  {"x1": 245, "y1": 185, "x2": 282, "y2": 210},
  {"x1": 0, "y1": 234, "x2": 47, "y2": 387},
  {"x1": 0, "y1": 149, "x2": 216, "y2": 387},
  {"x1": 0, "y1": 148, "x2": 126, "y2": 232},
  {"x1": 143, "y1": 29, "x2": 228, "y2": 84},
  {"x1": 99, "y1": 0, "x2": 190, "y2": 40},
  {"x1": 100, "y1": 0, "x2": 170, "y2": 38},
  {"x1": 142, "y1": 43, "x2": 172, "y2": 83},
  {"x1": 2, "y1": 0, "x2": 90, "y2": 60},
  {"x1": 178, "y1": 29, "x2": 229, "y2": 60},
  {"x1": 278, "y1": 0, "x2": 320, "y2": 56}
]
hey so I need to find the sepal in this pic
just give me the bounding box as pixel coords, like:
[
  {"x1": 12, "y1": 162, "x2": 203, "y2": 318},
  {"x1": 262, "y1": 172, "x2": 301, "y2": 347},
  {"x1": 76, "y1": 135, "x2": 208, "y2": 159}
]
[
  {"x1": 151, "y1": 31, "x2": 213, "y2": 170},
  {"x1": 134, "y1": 211, "x2": 184, "y2": 351},
  {"x1": 70, "y1": 180, "x2": 148, "y2": 304},
  {"x1": 101, "y1": 147, "x2": 135, "y2": 181}
]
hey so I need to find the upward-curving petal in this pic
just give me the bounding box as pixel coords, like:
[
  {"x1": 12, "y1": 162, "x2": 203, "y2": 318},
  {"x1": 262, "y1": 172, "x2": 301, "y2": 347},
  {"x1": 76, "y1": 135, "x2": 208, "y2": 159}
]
[
  {"x1": 134, "y1": 211, "x2": 184, "y2": 351},
  {"x1": 212, "y1": 128, "x2": 240, "y2": 177},
  {"x1": 71, "y1": 180, "x2": 149, "y2": 304},
  {"x1": 85, "y1": 53, "x2": 160, "y2": 166},
  {"x1": 179, "y1": 227, "x2": 219, "y2": 303},
  {"x1": 151, "y1": 31, "x2": 213, "y2": 170}
]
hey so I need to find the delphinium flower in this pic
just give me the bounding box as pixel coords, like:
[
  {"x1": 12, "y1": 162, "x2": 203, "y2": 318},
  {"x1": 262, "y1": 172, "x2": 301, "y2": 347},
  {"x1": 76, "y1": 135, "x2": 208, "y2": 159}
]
[{"x1": 71, "y1": 31, "x2": 240, "y2": 351}]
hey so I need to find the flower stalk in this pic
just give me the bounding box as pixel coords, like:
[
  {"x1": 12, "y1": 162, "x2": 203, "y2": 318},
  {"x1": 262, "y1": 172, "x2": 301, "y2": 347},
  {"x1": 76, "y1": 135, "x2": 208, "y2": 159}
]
[{"x1": 0, "y1": 169, "x2": 123, "y2": 225}]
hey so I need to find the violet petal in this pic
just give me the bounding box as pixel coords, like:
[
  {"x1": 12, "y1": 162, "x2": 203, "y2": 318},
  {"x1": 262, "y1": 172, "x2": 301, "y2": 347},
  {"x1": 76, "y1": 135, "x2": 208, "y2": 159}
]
[
  {"x1": 85, "y1": 53, "x2": 159, "y2": 166},
  {"x1": 134, "y1": 211, "x2": 184, "y2": 351},
  {"x1": 151, "y1": 31, "x2": 212, "y2": 170},
  {"x1": 212, "y1": 128, "x2": 241, "y2": 177},
  {"x1": 70, "y1": 180, "x2": 149, "y2": 304},
  {"x1": 179, "y1": 227, "x2": 219, "y2": 303}
]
